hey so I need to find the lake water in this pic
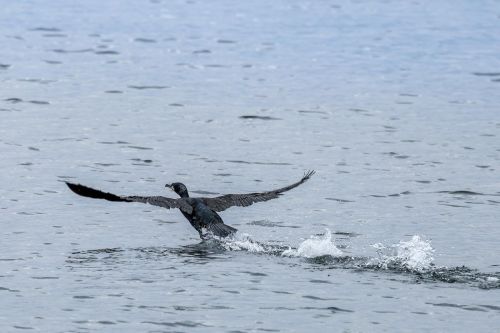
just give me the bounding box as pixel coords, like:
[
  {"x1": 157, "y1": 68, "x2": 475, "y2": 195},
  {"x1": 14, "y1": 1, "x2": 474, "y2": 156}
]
[{"x1": 1, "y1": 0, "x2": 499, "y2": 332}]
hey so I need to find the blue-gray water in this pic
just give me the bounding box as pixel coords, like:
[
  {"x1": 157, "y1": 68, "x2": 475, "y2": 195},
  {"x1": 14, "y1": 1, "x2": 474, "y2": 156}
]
[{"x1": 1, "y1": 0, "x2": 500, "y2": 332}]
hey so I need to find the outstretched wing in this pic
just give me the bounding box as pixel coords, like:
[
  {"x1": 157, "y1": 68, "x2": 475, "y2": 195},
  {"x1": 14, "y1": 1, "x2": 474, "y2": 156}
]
[
  {"x1": 65, "y1": 182, "x2": 193, "y2": 214},
  {"x1": 201, "y1": 170, "x2": 315, "y2": 212}
]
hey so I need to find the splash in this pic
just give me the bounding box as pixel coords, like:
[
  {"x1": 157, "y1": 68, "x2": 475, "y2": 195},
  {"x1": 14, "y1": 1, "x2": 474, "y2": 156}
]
[
  {"x1": 68, "y1": 232, "x2": 500, "y2": 289},
  {"x1": 215, "y1": 232, "x2": 499, "y2": 289},
  {"x1": 282, "y1": 229, "x2": 343, "y2": 258},
  {"x1": 219, "y1": 233, "x2": 269, "y2": 253},
  {"x1": 395, "y1": 235, "x2": 435, "y2": 271},
  {"x1": 371, "y1": 235, "x2": 434, "y2": 272}
]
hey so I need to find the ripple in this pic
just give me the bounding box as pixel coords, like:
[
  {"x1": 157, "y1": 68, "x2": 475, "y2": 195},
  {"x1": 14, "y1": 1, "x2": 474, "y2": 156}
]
[
  {"x1": 142, "y1": 320, "x2": 208, "y2": 327},
  {"x1": 128, "y1": 85, "x2": 169, "y2": 90},
  {"x1": 29, "y1": 100, "x2": 50, "y2": 105},
  {"x1": 134, "y1": 38, "x2": 157, "y2": 43},
  {"x1": 95, "y1": 162, "x2": 120, "y2": 167},
  {"x1": 472, "y1": 72, "x2": 500, "y2": 76},
  {"x1": 426, "y1": 302, "x2": 488, "y2": 312},
  {"x1": 226, "y1": 160, "x2": 291, "y2": 165},
  {"x1": 99, "y1": 140, "x2": 129, "y2": 144},
  {"x1": 43, "y1": 33, "x2": 67, "y2": 38},
  {"x1": 382, "y1": 152, "x2": 409, "y2": 159},
  {"x1": 73, "y1": 295, "x2": 94, "y2": 299},
  {"x1": 204, "y1": 64, "x2": 229, "y2": 68},
  {"x1": 298, "y1": 110, "x2": 327, "y2": 114},
  {"x1": 439, "y1": 190, "x2": 484, "y2": 195},
  {"x1": 30, "y1": 27, "x2": 61, "y2": 32},
  {"x1": 130, "y1": 158, "x2": 152, "y2": 164},
  {"x1": 239, "y1": 115, "x2": 281, "y2": 120},
  {"x1": 241, "y1": 271, "x2": 267, "y2": 276},
  {"x1": 302, "y1": 295, "x2": 332, "y2": 300},
  {"x1": 4, "y1": 98, "x2": 23, "y2": 103},
  {"x1": 302, "y1": 306, "x2": 354, "y2": 313},
  {"x1": 127, "y1": 145, "x2": 153, "y2": 150},
  {"x1": 325, "y1": 197, "x2": 354, "y2": 203},
  {"x1": 52, "y1": 48, "x2": 93, "y2": 53},
  {"x1": 309, "y1": 279, "x2": 333, "y2": 284},
  {"x1": 217, "y1": 39, "x2": 236, "y2": 44},
  {"x1": 439, "y1": 202, "x2": 470, "y2": 208},
  {"x1": 18, "y1": 78, "x2": 55, "y2": 84},
  {"x1": 30, "y1": 276, "x2": 59, "y2": 279},
  {"x1": 95, "y1": 50, "x2": 120, "y2": 55},
  {"x1": 43, "y1": 60, "x2": 62, "y2": 64}
]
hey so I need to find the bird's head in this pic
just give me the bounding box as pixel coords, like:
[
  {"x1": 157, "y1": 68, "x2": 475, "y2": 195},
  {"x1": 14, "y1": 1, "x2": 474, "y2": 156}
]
[{"x1": 166, "y1": 182, "x2": 189, "y2": 198}]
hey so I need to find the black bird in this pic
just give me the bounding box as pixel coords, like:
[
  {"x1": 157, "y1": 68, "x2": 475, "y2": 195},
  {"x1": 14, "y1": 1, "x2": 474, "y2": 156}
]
[{"x1": 65, "y1": 170, "x2": 315, "y2": 239}]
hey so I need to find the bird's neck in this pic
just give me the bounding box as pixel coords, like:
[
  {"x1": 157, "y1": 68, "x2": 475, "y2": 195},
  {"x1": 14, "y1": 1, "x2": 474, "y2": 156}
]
[{"x1": 178, "y1": 190, "x2": 189, "y2": 198}]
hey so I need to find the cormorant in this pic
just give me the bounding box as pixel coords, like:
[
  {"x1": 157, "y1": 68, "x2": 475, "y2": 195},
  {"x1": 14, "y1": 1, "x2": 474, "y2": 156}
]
[{"x1": 65, "y1": 170, "x2": 315, "y2": 239}]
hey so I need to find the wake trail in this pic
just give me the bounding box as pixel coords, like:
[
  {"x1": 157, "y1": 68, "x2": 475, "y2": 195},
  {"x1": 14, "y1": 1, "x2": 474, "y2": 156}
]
[
  {"x1": 217, "y1": 229, "x2": 500, "y2": 290},
  {"x1": 67, "y1": 229, "x2": 500, "y2": 290}
]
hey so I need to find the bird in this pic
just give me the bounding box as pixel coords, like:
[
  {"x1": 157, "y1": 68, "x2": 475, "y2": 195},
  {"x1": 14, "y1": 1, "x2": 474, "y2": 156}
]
[{"x1": 65, "y1": 170, "x2": 315, "y2": 239}]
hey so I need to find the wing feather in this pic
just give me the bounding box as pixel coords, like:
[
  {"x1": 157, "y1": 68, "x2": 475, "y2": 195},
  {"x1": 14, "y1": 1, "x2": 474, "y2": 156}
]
[
  {"x1": 65, "y1": 182, "x2": 192, "y2": 214},
  {"x1": 201, "y1": 170, "x2": 315, "y2": 212}
]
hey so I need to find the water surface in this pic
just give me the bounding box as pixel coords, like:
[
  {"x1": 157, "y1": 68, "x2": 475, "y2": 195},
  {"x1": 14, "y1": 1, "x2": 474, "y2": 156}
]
[{"x1": 1, "y1": 0, "x2": 499, "y2": 332}]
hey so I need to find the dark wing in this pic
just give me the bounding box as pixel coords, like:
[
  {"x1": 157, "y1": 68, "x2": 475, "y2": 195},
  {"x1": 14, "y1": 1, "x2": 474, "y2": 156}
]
[
  {"x1": 65, "y1": 182, "x2": 192, "y2": 214},
  {"x1": 201, "y1": 170, "x2": 315, "y2": 212}
]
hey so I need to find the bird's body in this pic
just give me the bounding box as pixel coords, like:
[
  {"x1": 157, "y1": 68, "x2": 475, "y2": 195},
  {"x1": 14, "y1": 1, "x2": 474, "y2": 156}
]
[
  {"x1": 180, "y1": 197, "x2": 237, "y2": 238},
  {"x1": 65, "y1": 170, "x2": 315, "y2": 239}
]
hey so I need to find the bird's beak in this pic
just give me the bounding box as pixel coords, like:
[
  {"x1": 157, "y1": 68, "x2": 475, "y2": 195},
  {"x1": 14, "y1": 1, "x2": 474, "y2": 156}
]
[{"x1": 165, "y1": 184, "x2": 172, "y2": 190}]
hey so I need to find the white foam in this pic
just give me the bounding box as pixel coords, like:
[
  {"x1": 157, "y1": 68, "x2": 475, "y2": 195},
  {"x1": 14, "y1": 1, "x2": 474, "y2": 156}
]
[
  {"x1": 282, "y1": 229, "x2": 343, "y2": 258},
  {"x1": 219, "y1": 233, "x2": 268, "y2": 253},
  {"x1": 372, "y1": 235, "x2": 434, "y2": 272},
  {"x1": 396, "y1": 235, "x2": 435, "y2": 271}
]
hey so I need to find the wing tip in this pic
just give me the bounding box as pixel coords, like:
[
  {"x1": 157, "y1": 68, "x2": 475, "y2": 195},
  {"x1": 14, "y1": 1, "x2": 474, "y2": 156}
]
[
  {"x1": 64, "y1": 181, "x2": 127, "y2": 202},
  {"x1": 65, "y1": 181, "x2": 94, "y2": 197},
  {"x1": 302, "y1": 169, "x2": 316, "y2": 181},
  {"x1": 65, "y1": 181, "x2": 82, "y2": 193}
]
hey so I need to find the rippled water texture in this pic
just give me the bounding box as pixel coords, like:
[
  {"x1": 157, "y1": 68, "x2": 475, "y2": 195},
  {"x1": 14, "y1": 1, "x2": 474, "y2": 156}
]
[{"x1": 1, "y1": 0, "x2": 500, "y2": 332}]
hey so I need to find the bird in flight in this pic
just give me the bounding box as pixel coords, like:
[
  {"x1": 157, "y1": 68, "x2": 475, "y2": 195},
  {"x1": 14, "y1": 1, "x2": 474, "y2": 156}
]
[{"x1": 65, "y1": 170, "x2": 315, "y2": 239}]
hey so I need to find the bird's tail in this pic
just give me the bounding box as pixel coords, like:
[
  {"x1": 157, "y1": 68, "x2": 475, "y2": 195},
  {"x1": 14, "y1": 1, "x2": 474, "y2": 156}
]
[
  {"x1": 204, "y1": 223, "x2": 238, "y2": 239},
  {"x1": 65, "y1": 182, "x2": 130, "y2": 202}
]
